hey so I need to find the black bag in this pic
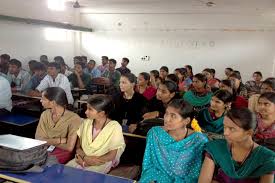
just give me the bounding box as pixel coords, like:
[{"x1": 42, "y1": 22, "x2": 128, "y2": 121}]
[
  {"x1": 0, "y1": 144, "x2": 48, "y2": 171},
  {"x1": 134, "y1": 118, "x2": 164, "y2": 136}
]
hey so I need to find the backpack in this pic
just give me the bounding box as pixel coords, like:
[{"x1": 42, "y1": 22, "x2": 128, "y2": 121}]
[{"x1": 0, "y1": 144, "x2": 48, "y2": 172}]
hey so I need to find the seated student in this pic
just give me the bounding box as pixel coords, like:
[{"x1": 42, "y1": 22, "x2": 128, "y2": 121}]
[
  {"x1": 35, "y1": 87, "x2": 81, "y2": 164},
  {"x1": 254, "y1": 92, "x2": 275, "y2": 151},
  {"x1": 166, "y1": 73, "x2": 179, "y2": 84},
  {"x1": 197, "y1": 90, "x2": 233, "y2": 135},
  {"x1": 159, "y1": 66, "x2": 169, "y2": 81},
  {"x1": 84, "y1": 60, "x2": 101, "y2": 79},
  {"x1": 220, "y1": 79, "x2": 248, "y2": 109},
  {"x1": 150, "y1": 70, "x2": 161, "y2": 89},
  {"x1": 54, "y1": 56, "x2": 72, "y2": 77},
  {"x1": 0, "y1": 76, "x2": 12, "y2": 115},
  {"x1": 68, "y1": 61, "x2": 92, "y2": 91},
  {"x1": 224, "y1": 67, "x2": 234, "y2": 79},
  {"x1": 28, "y1": 60, "x2": 39, "y2": 75},
  {"x1": 202, "y1": 68, "x2": 220, "y2": 89},
  {"x1": 245, "y1": 71, "x2": 263, "y2": 97},
  {"x1": 97, "y1": 56, "x2": 109, "y2": 74},
  {"x1": 112, "y1": 73, "x2": 147, "y2": 133},
  {"x1": 40, "y1": 55, "x2": 48, "y2": 64},
  {"x1": 198, "y1": 108, "x2": 275, "y2": 183},
  {"x1": 229, "y1": 72, "x2": 248, "y2": 99},
  {"x1": 183, "y1": 73, "x2": 213, "y2": 114},
  {"x1": 136, "y1": 72, "x2": 157, "y2": 101},
  {"x1": 102, "y1": 59, "x2": 121, "y2": 88},
  {"x1": 116, "y1": 57, "x2": 131, "y2": 75},
  {"x1": 176, "y1": 68, "x2": 192, "y2": 93},
  {"x1": 7, "y1": 59, "x2": 31, "y2": 91},
  {"x1": 249, "y1": 77, "x2": 275, "y2": 113},
  {"x1": 24, "y1": 62, "x2": 47, "y2": 94},
  {"x1": 66, "y1": 95, "x2": 125, "y2": 173},
  {"x1": 139, "y1": 99, "x2": 208, "y2": 183},
  {"x1": 29, "y1": 62, "x2": 74, "y2": 105},
  {"x1": 143, "y1": 80, "x2": 179, "y2": 119},
  {"x1": 185, "y1": 65, "x2": 194, "y2": 80},
  {"x1": 0, "y1": 54, "x2": 10, "y2": 76}
]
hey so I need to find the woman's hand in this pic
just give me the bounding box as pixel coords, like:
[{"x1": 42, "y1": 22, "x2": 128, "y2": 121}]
[
  {"x1": 143, "y1": 111, "x2": 159, "y2": 119},
  {"x1": 84, "y1": 156, "x2": 105, "y2": 166},
  {"x1": 129, "y1": 124, "x2": 137, "y2": 133}
]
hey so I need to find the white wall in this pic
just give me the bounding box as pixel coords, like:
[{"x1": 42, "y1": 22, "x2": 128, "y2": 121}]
[
  {"x1": 80, "y1": 14, "x2": 275, "y2": 82},
  {"x1": 0, "y1": 21, "x2": 77, "y2": 69}
]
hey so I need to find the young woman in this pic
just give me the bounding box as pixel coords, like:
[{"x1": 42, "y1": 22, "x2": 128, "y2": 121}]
[
  {"x1": 176, "y1": 68, "x2": 192, "y2": 93},
  {"x1": 150, "y1": 70, "x2": 161, "y2": 89},
  {"x1": 183, "y1": 73, "x2": 213, "y2": 114},
  {"x1": 35, "y1": 87, "x2": 81, "y2": 164},
  {"x1": 249, "y1": 77, "x2": 275, "y2": 113},
  {"x1": 197, "y1": 90, "x2": 233, "y2": 134},
  {"x1": 229, "y1": 72, "x2": 248, "y2": 99},
  {"x1": 136, "y1": 72, "x2": 157, "y2": 101},
  {"x1": 140, "y1": 99, "x2": 208, "y2": 183},
  {"x1": 112, "y1": 73, "x2": 147, "y2": 133},
  {"x1": 198, "y1": 108, "x2": 275, "y2": 183},
  {"x1": 202, "y1": 68, "x2": 220, "y2": 89},
  {"x1": 143, "y1": 80, "x2": 179, "y2": 120},
  {"x1": 185, "y1": 65, "x2": 194, "y2": 80},
  {"x1": 254, "y1": 92, "x2": 275, "y2": 151},
  {"x1": 219, "y1": 79, "x2": 248, "y2": 109},
  {"x1": 159, "y1": 66, "x2": 169, "y2": 80},
  {"x1": 66, "y1": 95, "x2": 125, "y2": 173}
]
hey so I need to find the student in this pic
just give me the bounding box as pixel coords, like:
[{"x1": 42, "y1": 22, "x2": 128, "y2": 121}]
[
  {"x1": 176, "y1": 68, "x2": 192, "y2": 92},
  {"x1": 198, "y1": 108, "x2": 275, "y2": 183},
  {"x1": 143, "y1": 80, "x2": 179, "y2": 119},
  {"x1": 224, "y1": 67, "x2": 234, "y2": 79},
  {"x1": 97, "y1": 56, "x2": 109, "y2": 73},
  {"x1": 139, "y1": 99, "x2": 208, "y2": 183},
  {"x1": 197, "y1": 90, "x2": 233, "y2": 134},
  {"x1": 0, "y1": 76, "x2": 12, "y2": 115},
  {"x1": 150, "y1": 70, "x2": 161, "y2": 89},
  {"x1": 245, "y1": 71, "x2": 263, "y2": 96},
  {"x1": 24, "y1": 62, "x2": 47, "y2": 94},
  {"x1": 29, "y1": 62, "x2": 74, "y2": 105},
  {"x1": 28, "y1": 60, "x2": 39, "y2": 75},
  {"x1": 116, "y1": 57, "x2": 131, "y2": 75},
  {"x1": 0, "y1": 54, "x2": 10, "y2": 76},
  {"x1": 112, "y1": 73, "x2": 147, "y2": 133},
  {"x1": 66, "y1": 95, "x2": 125, "y2": 173},
  {"x1": 54, "y1": 56, "x2": 72, "y2": 77},
  {"x1": 68, "y1": 61, "x2": 92, "y2": 90},
  {"x1": 102, "y1": 59, "x2": 121, "y2": 88},
  {"x1": 40, "y1": 55, "x2": 48, "y2": 64},
  {"x1": 84, "y1": 60, "x2": 101, "y2": 79},
  {"x1": 185, "y1": 65, "x2": 194, "y2": 80},
  {"x1": 136, "y1": 72, "x2": 157, "y2": 101},
  {"x1": 81, "y1": 56, "x2": 88, "y2": 65},
  {"x1": 229, "y1": 72, "x2": 248, "y2": 99},
  {"x1": 249, "y1": 78, "x2": 275, "y2": 113},
  {"x1": 7, "y1": 59, "x2": 31, "y2": 91},
  {"x1": 202, "y1": 68, "x2": 220, "y2": 89},
  {"x1": 165, "y1": 74, "x2": 179, "y2": 84},
  {"x1": 254, "y1": 92, "x2": 275, "y2": 151},
  {"x1": 159, "y1": 66, "x2": 169, "y2": 80},
  {"x1": 183, "y1": 73, "x2": 213, "y2": 114},
  {"x1": 35, "y1": 87, "x2": 81, "y2": 164}
]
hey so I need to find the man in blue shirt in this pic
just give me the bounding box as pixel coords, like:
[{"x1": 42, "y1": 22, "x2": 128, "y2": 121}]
[{"x1": 84, "y1": 60, "x2": 101, "y2": 79}]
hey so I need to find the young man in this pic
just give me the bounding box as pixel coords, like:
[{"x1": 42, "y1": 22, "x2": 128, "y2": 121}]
[
  {"x1": 0, "y1": 54, "x2": 10, "y2": 76},
  {"x1": 102, "y1": 59, "x2": 121, "y2": 88},
  {"x1": 29, "y1": 62, "x2": 74, "y2": 105},
  {"x1": 7, "y1": 59, "x2": 31, "y2": 91},
  {"x1": 97, "y1": 56, "x2": 109, "y2": 74},
  {"x1": 54, "y1": 56, "x2": 72, "y2": 77},
  {"x1": 68, "y1": 61, "x2": 92, "y2": 91},
  {"x1": 245, "y1": 71, "x2": 263, "y2": 96},
  {"x1": 116, "y1": 57, "x2": 131, "y2": 75},
  {"x1": 24, "y1": 62, "x2": 47, "y2": 94},
  {"x1": 84, "y1": 60, "x2": 101, "y2": 79},
  {"x1": 0, "y1": 76, "x2": 12, "y2": 115}
]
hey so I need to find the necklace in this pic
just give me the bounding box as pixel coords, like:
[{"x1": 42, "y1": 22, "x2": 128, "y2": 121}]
[
  {"x1": 231, "y1": 141, "x2": 254, "y2": 166},
  {"x1": 92, "y1": 117, "x2": 109, "y2": 140},
  {"x1": 51, "y1": 108, "x2": 65, "y2": 125},
  {"x1": 168, "y1": 128, "x2": 189, "y2": 141}
]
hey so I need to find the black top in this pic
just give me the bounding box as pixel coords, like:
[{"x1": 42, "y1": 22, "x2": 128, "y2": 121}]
[
  {"x1": 112, "y1": 92, "x2": 147, "y2": 125},
  {"x1": 116, "y1": 67, "x2": 131, "y2": 75}
]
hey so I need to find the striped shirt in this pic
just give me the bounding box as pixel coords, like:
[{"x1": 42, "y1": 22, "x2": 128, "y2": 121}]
[{"x1": 36, "y1": 73, "x2": 74, "y2": 104}]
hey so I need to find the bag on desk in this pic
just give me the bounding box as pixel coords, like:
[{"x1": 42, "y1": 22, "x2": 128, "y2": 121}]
[{"x1": 0, "y1": 144, "x2": 48, "y2": 172}]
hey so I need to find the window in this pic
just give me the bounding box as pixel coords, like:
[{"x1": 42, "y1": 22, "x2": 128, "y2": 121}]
[{"x1": 47, "y1": 0, "x2": 65, "y2": 11}]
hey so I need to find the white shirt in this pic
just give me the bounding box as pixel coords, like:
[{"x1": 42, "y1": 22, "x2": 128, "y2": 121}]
[
  {"x1": 7, "y1": 69, "x2": 31, "y2": 91},
  {"x1": 36, "y1": 73, "x2": 74, "y2": 104},
  {"x1": 0, "y1": 76, "x2": 12, "y2": 111},
  {"x1": 64, "y1": 69, "x2": 73, "y2": 77}
]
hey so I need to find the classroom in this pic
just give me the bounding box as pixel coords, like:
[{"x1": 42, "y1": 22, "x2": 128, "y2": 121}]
[{"x1": 0, "y1": 0, "x2": 274, "y2": 182}]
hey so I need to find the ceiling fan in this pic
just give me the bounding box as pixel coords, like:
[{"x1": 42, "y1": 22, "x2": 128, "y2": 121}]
[{"x1": 66, "y1": 0, "x2": 86, "y2": 9}]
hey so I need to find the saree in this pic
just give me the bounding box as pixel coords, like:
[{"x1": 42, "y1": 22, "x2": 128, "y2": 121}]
[
  {"x1": 205, "y1": 139, "x2": 275, "y2": 180},
  {"x1": 196, "y1": 108, "x2": 224, "y2": 134},
  {"x1": 139, "y1": 126, "x2": 208, "y2": 183},
  {"x1": 66, "y1": 119, "x2": 125, "y2": 173}
]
